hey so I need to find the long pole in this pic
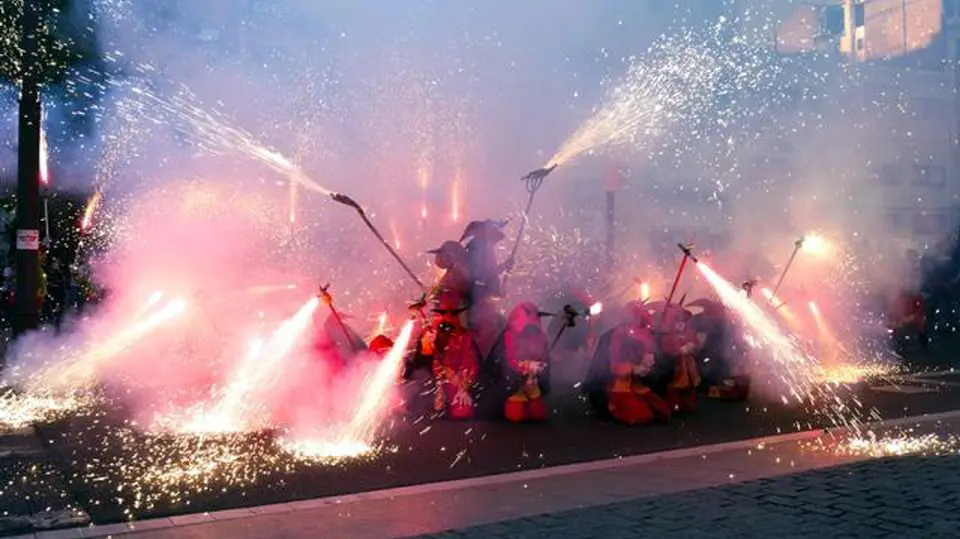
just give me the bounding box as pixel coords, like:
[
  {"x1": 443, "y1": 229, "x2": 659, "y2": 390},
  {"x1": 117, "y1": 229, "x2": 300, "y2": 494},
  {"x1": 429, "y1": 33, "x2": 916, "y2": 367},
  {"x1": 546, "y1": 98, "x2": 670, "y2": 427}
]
[
  {"x1": 14, "y1": 0, "x2": 43, "y2": 337},
  {"x1": 771, "y1": 238, "x2": 804, "y2": 298}
]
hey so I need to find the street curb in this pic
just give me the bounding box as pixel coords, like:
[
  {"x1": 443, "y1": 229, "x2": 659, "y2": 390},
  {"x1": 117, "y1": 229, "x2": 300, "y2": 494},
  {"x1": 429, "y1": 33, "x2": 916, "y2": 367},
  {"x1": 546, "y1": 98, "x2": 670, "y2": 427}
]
[{"x1": 17, "y1": 407, "x2": 960, "y2": 539}]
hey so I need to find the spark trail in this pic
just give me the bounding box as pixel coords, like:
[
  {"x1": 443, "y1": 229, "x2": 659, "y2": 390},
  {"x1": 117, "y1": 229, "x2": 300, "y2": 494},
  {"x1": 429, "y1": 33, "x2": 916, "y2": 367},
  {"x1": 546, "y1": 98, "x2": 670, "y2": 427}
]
[
  {"x1": 179, "y1": 297, "x2": 321, "y2": 434},
  {"x1": 282, "y1": 320, "x2": 415, "y2": 460},
  {"x1": 124, "y1": 84, "x2": 333, "y2": 196},
  {"x1": 547, "y1": 30, "x2": 729, "y2": 168},
  {"x1": 696, "y1": 263, "x2": 874, "y2": 433}
]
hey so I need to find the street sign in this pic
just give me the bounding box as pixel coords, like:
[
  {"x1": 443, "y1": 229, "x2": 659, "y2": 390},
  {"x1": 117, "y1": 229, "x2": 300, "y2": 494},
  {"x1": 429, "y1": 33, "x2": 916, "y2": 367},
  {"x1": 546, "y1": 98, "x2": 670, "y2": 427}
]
[{"x1": 16, "y1": 229, "x2": 39, "y2": 251}]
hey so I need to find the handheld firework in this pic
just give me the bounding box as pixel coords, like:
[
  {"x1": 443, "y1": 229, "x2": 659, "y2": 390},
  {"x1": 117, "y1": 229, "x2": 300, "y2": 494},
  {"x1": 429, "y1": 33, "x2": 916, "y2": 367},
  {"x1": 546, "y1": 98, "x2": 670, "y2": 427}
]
[
  {"x1": 741, "y1": 278, "x2": 758, "y2": 298},
  {"x1": 317, "y1": 282, "x2": 353, "y2": 347},
  {"x1": 329, "y1": 192, "x2": 424, "y2": 289},
  {"x1": 771, "y1": 236, "x2": 806, "y2": 298},
  {"x1": 542, "y1": 302, "x2": 601, "y2": 352},
  {"x1": 502, "y1": 164, "x2": 559, "y2": 289},
  {"x1": 665, "y1": 242, "x2": 698, "y2": 307}
]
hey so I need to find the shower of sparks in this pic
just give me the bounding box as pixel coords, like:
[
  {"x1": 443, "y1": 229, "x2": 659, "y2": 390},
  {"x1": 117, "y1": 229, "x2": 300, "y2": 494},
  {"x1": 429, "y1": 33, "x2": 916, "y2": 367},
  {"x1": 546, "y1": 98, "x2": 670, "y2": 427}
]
[
  {"x1": 26, "y1": 297, "x2": 188, "y2": 395},
  {"x1": 61, "y1": 421, "x2": 386, "y2": 521},
  {"x1": 124, "y1": 84, "x2": 334, "y2": 197},
  {"x1": 696, "y1": 263, "x2": 869, "y2": 431},
  {"x1": 0, "y1": 389, "x2": 95, "y2": 431},
  {"x1": 547, "y1": 27, "x2": 737, "y2": 168},
  {"x1": 282, "y1": 320, "x2": 415, "y2": 462},
  {"x1": 829, "y1": 430, "x2": 960, "y2": 458},
  {"x1": 814, "y1": 363, "x2": 900, "y2": 385},
  {"x1": 171, "y1": 297, "x2": 321, "y2": 434}
]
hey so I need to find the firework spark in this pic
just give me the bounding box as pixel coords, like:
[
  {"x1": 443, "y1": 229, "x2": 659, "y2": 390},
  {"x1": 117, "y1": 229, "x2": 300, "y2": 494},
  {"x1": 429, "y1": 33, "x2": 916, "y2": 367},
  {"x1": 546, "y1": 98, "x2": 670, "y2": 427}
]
[{"x1": 546, "y1": 28, "x2": 734, "y2": 168}]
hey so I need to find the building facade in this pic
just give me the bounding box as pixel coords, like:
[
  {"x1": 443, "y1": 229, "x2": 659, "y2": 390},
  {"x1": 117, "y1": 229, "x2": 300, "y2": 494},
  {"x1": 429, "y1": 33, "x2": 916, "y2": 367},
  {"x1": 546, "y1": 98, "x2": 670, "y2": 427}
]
[{"x1": 776, "y1": 0, "x2": 960, "y2": 249}]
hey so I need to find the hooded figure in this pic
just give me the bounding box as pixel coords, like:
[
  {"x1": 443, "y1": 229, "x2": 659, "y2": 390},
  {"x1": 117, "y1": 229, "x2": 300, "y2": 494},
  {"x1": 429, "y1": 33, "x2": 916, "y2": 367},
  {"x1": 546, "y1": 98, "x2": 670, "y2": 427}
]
[
  {"x1": 688, "y1": 298, "x2": 751, "y2": 401},
  {"x1": 427, "y1": 240, "x2": 473, "y2": 308},
  {"x1": 583, "y1": 301, "x2": 670, "y2": 424},
  {"x1": 429, "y1": 290, "x2": 483, "y2": 420},
  {"x1": 653, "y1": 303, "x2": 701, "y2": 412},
  {"x1": 485, "y1": 302, "x2": 551, "y2": 422},
  {"x1": 460, "y1": 219, "x2": 507, "y2": 302}
]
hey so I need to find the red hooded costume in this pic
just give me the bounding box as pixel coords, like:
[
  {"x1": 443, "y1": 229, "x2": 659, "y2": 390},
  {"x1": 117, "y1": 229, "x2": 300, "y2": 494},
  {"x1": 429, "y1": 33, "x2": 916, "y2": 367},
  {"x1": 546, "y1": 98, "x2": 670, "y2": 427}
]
[
  {"x1": 429, "y1": 291, "x2": 482, "y2": 420},
  {"x1": 488, "y1": 302, "x2": 551, "y2": 423},
  {"x1": 655, "y1": 304, "x2": 701, "y2": 413},
  {"x1": 584, "y1": 301, "x2": 670, "y2": 425}
]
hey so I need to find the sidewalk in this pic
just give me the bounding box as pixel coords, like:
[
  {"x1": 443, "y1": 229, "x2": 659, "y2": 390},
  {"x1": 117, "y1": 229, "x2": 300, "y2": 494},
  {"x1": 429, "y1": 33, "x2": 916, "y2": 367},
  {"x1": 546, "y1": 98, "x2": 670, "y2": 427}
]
[{"x1": 11, "y1": 412, "x2": 960, "y2": 539}]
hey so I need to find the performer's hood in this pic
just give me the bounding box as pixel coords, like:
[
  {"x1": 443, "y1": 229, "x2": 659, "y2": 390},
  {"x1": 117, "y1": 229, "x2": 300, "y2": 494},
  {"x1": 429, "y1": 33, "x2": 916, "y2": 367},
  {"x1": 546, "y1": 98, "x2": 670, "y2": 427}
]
[
  {"x1": 507, "y1": 301, "x2": 541, "y2": 330},
  {"x1": 460, "y1": 219, "x2": 507, "y2": 244},
  {"x1": 621, "y1": 300, "x2": 653, "y2": 329},
  {"x1": 427, "y1": 240, "x2": 467, "y2": 257},
  {"x1": 432, "y1": 290, "x2": 468, "y2": 314},
  {"x1": 369, "y1": 334, "x2": 394, "y2": 355}
]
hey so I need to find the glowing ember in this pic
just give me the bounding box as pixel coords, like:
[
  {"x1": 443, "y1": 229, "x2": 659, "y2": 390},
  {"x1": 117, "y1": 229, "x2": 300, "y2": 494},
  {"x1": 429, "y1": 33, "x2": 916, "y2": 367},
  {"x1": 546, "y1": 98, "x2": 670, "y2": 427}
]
[{"x1": 589, "y1": 302, "x2": 603, "y2": 316}]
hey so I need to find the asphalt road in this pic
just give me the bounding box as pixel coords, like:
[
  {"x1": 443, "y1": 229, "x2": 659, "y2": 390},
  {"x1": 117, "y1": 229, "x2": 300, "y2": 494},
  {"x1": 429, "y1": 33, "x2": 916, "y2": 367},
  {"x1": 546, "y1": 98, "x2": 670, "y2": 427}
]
[{"x1": 3, "y1": 375, "x2": 955, "y2": 530}]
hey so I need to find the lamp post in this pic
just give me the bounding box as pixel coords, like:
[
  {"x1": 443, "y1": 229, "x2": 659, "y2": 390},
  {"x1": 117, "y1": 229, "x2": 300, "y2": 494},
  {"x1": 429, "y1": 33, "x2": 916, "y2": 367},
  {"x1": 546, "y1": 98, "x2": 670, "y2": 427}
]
[{"x1": 14, "y1": 0, "x2": 43, "y2": 337}]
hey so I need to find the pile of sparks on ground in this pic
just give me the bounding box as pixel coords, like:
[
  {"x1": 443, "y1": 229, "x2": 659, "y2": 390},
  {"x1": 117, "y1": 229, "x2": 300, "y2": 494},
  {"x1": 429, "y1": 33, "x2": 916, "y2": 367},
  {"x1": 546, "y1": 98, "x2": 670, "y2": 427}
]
[
  {"x1": 0, "y1": 389, "x2": 95, "y2": 431},
  {"x1": 801, "y1": 427, "x2": 960, "y2": 458}
]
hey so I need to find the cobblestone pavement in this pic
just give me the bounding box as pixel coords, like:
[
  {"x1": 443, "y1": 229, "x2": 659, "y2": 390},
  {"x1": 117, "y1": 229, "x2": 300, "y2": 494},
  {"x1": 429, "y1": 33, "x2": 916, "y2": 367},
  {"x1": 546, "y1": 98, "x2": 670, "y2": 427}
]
[{"x1": 410, "y1": 454, "x2": 960, "y2": 539}]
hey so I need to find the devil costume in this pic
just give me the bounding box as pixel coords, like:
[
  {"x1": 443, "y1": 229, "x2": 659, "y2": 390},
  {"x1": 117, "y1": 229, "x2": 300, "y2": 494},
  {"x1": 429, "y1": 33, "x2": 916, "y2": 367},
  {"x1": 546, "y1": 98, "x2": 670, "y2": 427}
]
[
  {"x1": 428, "y1": 291, "x2": 484, "y2": 420},
  {"x1": 460, "y1": 219, "x2": 508, "y2": 302},
  {"x1": 584, "y1": 301, "x2": 670, "y2": 424},
  {"x1": 654, "y1": 304, "x2": 701, "y2": 413},
  {"x1": 485, "y1": 302, "x2": 551, "y2": 423}
]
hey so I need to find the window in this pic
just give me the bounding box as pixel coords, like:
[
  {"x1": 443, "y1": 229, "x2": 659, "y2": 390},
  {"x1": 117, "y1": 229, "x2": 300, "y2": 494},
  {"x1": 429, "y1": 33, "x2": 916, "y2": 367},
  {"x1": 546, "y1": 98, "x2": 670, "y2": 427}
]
[
  {"x1": 820, "y1": 5, "x2": 844, "y2": 37},
  {"x1": 912, "y1": 165, "x2": 946, "y2": 187},
  {"x1": 854, "y1": 2, "x2": 865, "y2": 28},
  {"x1": 878, "y1": 164, "x2": 900, "y2": 185},
  {"x1": 856, "y1": 37, "x2": 865, "y2": 52}
]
